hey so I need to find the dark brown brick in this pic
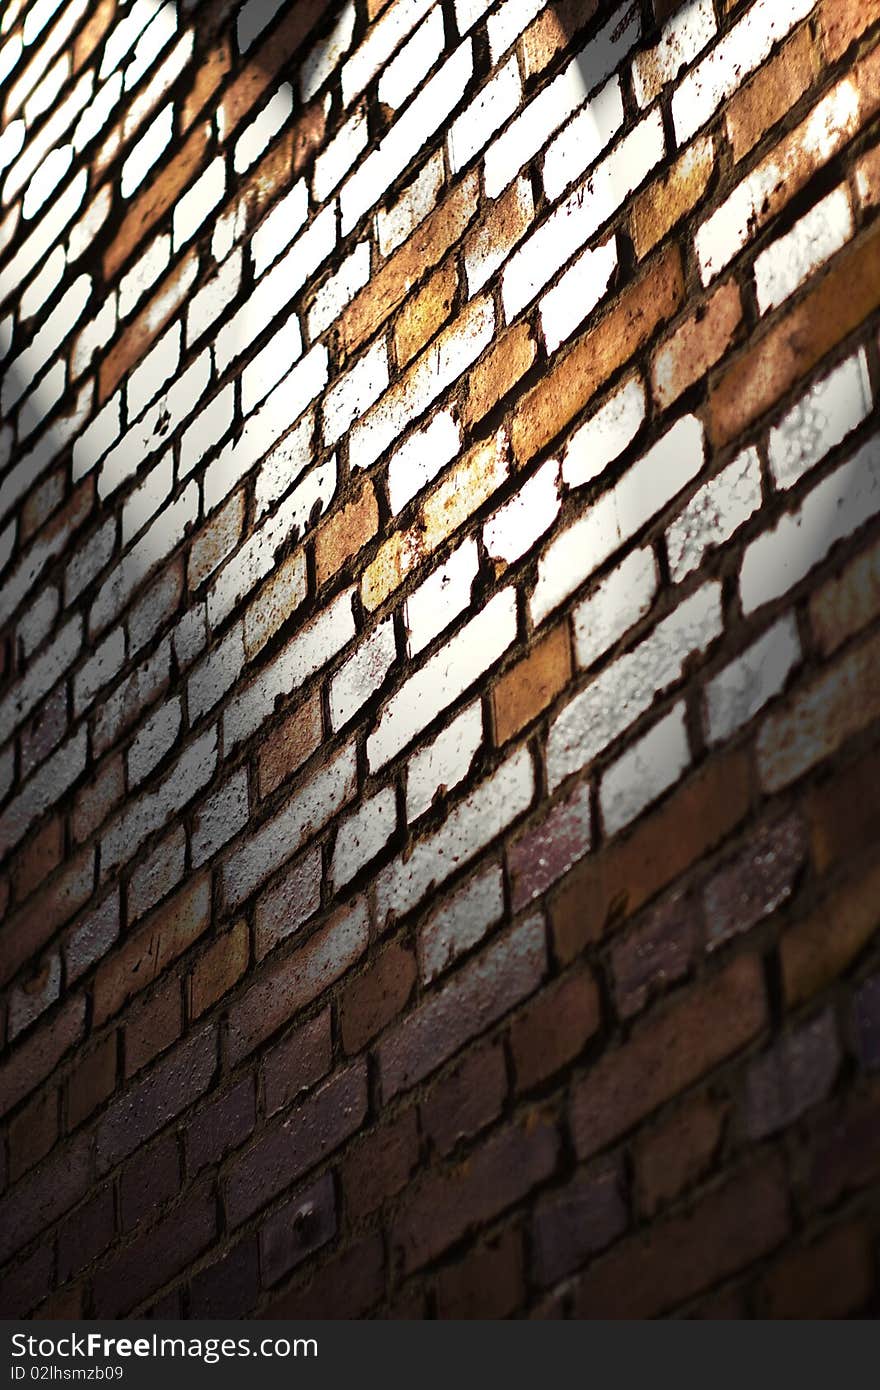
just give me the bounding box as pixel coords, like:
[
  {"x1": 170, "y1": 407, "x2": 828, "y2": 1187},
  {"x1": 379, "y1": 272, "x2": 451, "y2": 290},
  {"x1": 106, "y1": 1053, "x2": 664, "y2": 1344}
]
[
  {"x1": 92, "y1": 1180, "x2": 216, "y2": 1318},
  {"x1": 635, "y1": 1094, "x2": 728, "y2": 1217},
  {"x1": 510, "y1": 968, "x2": 600, "y2": 1092},
  {"x1": 186, "y1": 1077, "x2": 256, "y2": 1176},
  {"x1": 261, "y1": 1008, "x2": 332, "y2": 1118},
  {"x1": 260, "y1": 1172, "x2": 337, "y2": 1287},
  {"x1": 120, "y1": 1134, "x2": 180, "y2": 1232},
  {"x1": 758, "y1": 1222, "x2": 872, "y2": 1318},
  {"x1": 189, "y1": 1237, "x2": 259, "y2": 1318},
  {"x1": 421, "y1": 1042, "x2": 507, "y2": 1157},
  {"x1": 532, "y1": 1157, "x2": 628, "y2": 1286},
  {"x1": 341, "y1": 937, "x2": 417, "y2": 1053},
  {"x1": 435, "y1": 1227, "x2": 525, "y2": 1318},
  {"x1": 341, "y1": 1108, "x2": 420, "y2": 1222}
]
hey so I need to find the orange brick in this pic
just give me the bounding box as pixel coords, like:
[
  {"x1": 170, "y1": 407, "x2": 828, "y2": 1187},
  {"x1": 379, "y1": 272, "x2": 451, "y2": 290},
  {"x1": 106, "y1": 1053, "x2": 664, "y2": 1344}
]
[
  {"x1": 182, "y1": 36, "x2": 233, "y2": 133},
  {"x1": 93, "y1": 875, "x2": 212, "y2": 1026},
  {"x1": 188, "y1": 491, "x2": 245, "y2": 592},
  {"x1": 855, "y1": 140, "x2": 880, "y2": 210},
  {"x1": 552, "y1": 747, "x2": 751, "y2": 963},
  {"x1": 188, "y1": 920, "x2": 249, "y2": 1019},
  {"x1": 463, "y1": 176, "x2": 533, "y2": 287},
  {"x1": 258, "y1": 693, "x2": 323, "y2": 799},
  {"x1": 781, "y1": 859, "x2": 880, "y2": 1006},
  {"x1": 806, "y1": 744, "x2": 880, "y2": 876},
  {"x1": 819, "y1": 0, "x2": 880, "y2": 62},
  {"x1": 710, "y1": 221, "x2": 880, "y2": 446},
  {"x1": 512, "y1": 245, "x2": 685, "y2": 465},
  {"x1": 463, "y1": 322, "x2": 537, "y2": 429},
  {"x1": 521, "y1": 0, "x2": 599, "y2": 78},
  {"x1": 631, "y1": 137, "x2": 715, "y2": 259},
  {"x1": 651, "y1": 279, "x2": 742, "y2": 409},
  {"x1": 219, "y1": 0, "x2": 327, "y2": 139},
  {"x1": 291, "y1": 100, "x2": 328, "y2": 178},
  {"x1": 99, "y1": 248, "x2": 198, "y2": 402},
  {"x1": 124, "y1": 977, "x2": 182, "y2": 1077},
  {"x1": 314, "y1": 481, "x2": 379, "y2": 590},
  {"x1": 105, "y1": 126, "x2": 210, "y2": 280},
  {"x1": 340, "y1": 172, "x2": 478, "y2": 356},
  {"x1": 492, "y1": 624, "x2": 571, "y2": 745},
  {"x1": 73, "y1": 0, "x2": 115, "y2": 73},
  {"x1": 394, "y1": 260, "x2": 457, "y2": 367},
  {"x1": 725, "y1": 27, "x2": 817, "y2": 162}
]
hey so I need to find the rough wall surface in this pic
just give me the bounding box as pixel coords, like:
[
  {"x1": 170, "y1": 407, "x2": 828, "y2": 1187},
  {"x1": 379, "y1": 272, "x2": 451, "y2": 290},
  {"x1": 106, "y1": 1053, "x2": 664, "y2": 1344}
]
[{"x1": 1, "y1": 0, "x2": 879, "y2": 1319}]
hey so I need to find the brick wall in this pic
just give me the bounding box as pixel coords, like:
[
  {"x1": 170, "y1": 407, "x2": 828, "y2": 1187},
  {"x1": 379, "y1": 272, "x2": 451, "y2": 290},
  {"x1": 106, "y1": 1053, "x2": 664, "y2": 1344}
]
[{"x1": 1, "y1": 0, "x2": 879, "y2": 1319}]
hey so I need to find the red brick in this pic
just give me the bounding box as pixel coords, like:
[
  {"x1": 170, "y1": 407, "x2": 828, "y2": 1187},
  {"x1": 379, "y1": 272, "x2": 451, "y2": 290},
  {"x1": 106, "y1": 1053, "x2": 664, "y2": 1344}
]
[
  {"x1": 435, "y1": 1227, "x2": 525, "y2": 1318},
  {"x1": 806, "y1": 1079, "x2": 880, "y2": 1210},
  {"x1": 0, "y1": 995, "x2": 86, "y2": 1119},
  {"x1": 341, "y1": 1108, "x2": 420, "y2": 1222},
  {"x1": 261, "y1": 1008, "x2": 332, "y2": 1118},
  {"x1": 73, "y1": 755, "x2": 124, "y2": 844},
  {"x1": 182, "y1": 35, "x2": 232, "y2": 132},
  {"x1": 781, "y1": 857, "x2": 880, "y2": 1007},
  {"x1": 11, "y1": 817, "x2": 62, "y2": 904},
  {"x1": 521, "y1": 0, "x2": 599, "y2": 78},
  {"x1": 571, "y1": 955, "x2": 766, "y2": 1159},
  {"x1": 392, "y1": 1116, "x2": 559, "y2": 1274},
  {"x1": 532, "y1": 1157, "x2": 627, "y2": 1286},
  {"x1": 744, "y1": 1010, "x2": 841, "y2": 1140},
  {"x1": 819, "y1": 0, "x2": 880, "y2": 61},
  {"x1": 702, "y1": 812, "x2": 807, "y2": 952},
  {"x1": 99, "y1": 249, "x2": 198, "y2": 403},
  {"x1": 0, "y1": 1240, "x2": 53, "y2": 1317},
  {"x1": 510, "y1": 969, "x2": 600, "y2": 1092},
  {"x1": 218, "y1": 0, "x2": 328, "y2": 140},
  {"x1": 0, "y1": 849, "x2": 93, "y2": 986},
  {"x1": 631, "y1": 137, "x2": 715, "y2": 259},
  {"x1": 394, "y1": 259, "x2": 457, "y2": 367},
  {"x1": 462, "y1": 321, "x2": 536, "y2": 429},
  {"x1": 635, "y1": 1095, "x2": 728, "y2": 1216},
  {"x1": 67, "y1": 1033, "x2": 117, "y2": 1130},
  {"x1": 421, "y1": 1042, "x2": 507, "y2": 1157},
  {"x1": 611, "y1": 886, "x2": 702, "y2": 1019},
  {"x1": 340, "y1": 937, "x2": 417, "y2": 1053},
  {"x1": 573, "y1": 1157, "x2": 789, "y2": 1317},
  {"x1": 508, "y1": 780, "x2": 591, "y2": 912},
  {"x1": 492, "y1": 623, "x2": 571, "y2": 747}
]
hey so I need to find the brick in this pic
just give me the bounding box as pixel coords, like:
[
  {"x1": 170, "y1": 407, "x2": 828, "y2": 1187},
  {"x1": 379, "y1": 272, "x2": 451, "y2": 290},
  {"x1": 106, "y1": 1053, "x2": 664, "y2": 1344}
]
[
  {"x1": 188, "y1": 491, "x2": 245, "y2": 591},
  {"x1": 186, "y1": 1078, "x2": 256, "y2": 1176},
  {"x1": 507, "y1": 779, "x2": 591, "y2": 911},
  {"x1": 463, "y1": 322, "x2": 536, "y2": 429},
  {"x1": 611, "y1": 887, "x2": 702, "y2": 1020},
  {"x1": 818, "y1": 0, "x2": 880, "y2": 62},
  {"x1": 13, "y1": 817, "x2": 62, "y2": 904},
  {"x1": 573, "y1": 1157, "x2": 788, "y2": 1317},
  {"x1": 190, "y1": 1237, "x2": 259, "y2": 1318},
  {"x1": 532, "y1": 1157, "x2": 627, "y2": 1288},
  {"x1": 9, "y1": 1088, "x2": 58, "y2": 1182},
  {"x1": 96, "y1": 1026, "x2": 217, "y2": 1173},
  {"x1": 552, "y1": 747, "x2": 751, "y2": 963},
  {"x1": 225, "y1": 1062, "x2": 367, "y2": 1227},
  {"x1": 124, "y1": 977, "x2": 182, "y2": 1078},
  {"x1": 703, "y1": 813, "x2": 807, "y2": 952},
  {"x1": 0, "y1": 1132, "x2": 91, "y2": 1264},
  {"x1": 265, "y1": 1232, "x2": 384, "y2": 1319},
  {"x1": 759, "y1": 1222, "x2": 873, "y2": 1318},
  {"x1": 0, "y1": 848, "x2": 93, "y2": 987},
  {"x1": 73, "y1": 756, "x2": 124, "y2": 844},
  {"x1": 0, "y1": 995, "x2": 86, "y2": 1119},
  {"x1": 854, "y1": 973, "x2": 880, "y2": 1071},
  {"x1": 635, "y1": 1095, "x2": 728, "y2": 1217},
  {"x1": 260, "y1": 1172, "x2": 337, "y2": 1288},
  {"x1": 227, "y1": 898, "x2": 368, "y2": 1064},
  {"x1": 258, "y1": 692, "x2": 323, "y2": 799},
  {"x1": 511, "y1": 969, "x2": 600, "y2": 1093},
  {"x1": 92, "y1": 1180, "x2": 215, "y2": 1318},
  {"x1": 261, "y1": 1008, "x2": 332, "y2": 1118},
  {"x1": 393, "y1": 1115, "x2": 559, "y2": 1274},
  {"x1": 631, "y1": 137, "x2": 714, "y2": 259},
  {"x1": 67, "y1": 1034, "x2": 117, "y2": 1130},
  {"x1": 57, "y1": 1187, "x2": 115, "y2": 1283},
  {"x1": 119, "y1": 1134, "x2": 180, "y2": 1231},
  {"x1": 394, "y1": 260, "x2": 457, "y2": 367},
  {"x1": 521, "y1": 0, "x2": 599, "y2": 79},
  {"x1": 781, "y1": 859, "x2": 880, "y2": 1006},
  {"x1": 464, "y1": 176, "x2": 533, "y2": 297},
  {"x1": 571, "y1": 955, "x2": 766, "y2": 1159},
  {"x1": 651, "y1": 279, "x2": 742, "y2": 410},
  {"x1": 807, "y1": 745, "x2": 880, "y2": 874},
  {"x1": 339, "y1": 171, "x2": 479, "y2": 355},
  {"x1": 377, "y1": 914, "x2": 546, "y2": 1100},
  {"x1": 314, "y1": 481, "x2": 378, "y2": 589},
  {"x1": 188, "y1": 920, "x2": 249, "y2": 1019},
  {"x1": 104, "y1": 123, "x2": 211, "y2": 281},
  {"x1": 254, "y1": 849, "x2": 322, "y2": 961},
  {"x1": 0, "y1": 1240, "x2": 53, "y2": 1318},
  {"x1": 725, "y1": 26, "x2": 817, "y2": 161},
  {"x1": 512, "y1": 245, "x2": 684, "y2": 464},
  {"x1": 435, "y1": 1227, "x2": 525, "y2": 1318},
  {"x1": 810, "y1": 533, "x2": 880, "y2": 656},
  {"x1": 744, "y1": 1009, "x2": 841, "y2": 1139},
  {"x1": 710, "y1": 222, "x2": 880, "y2": 446},
  {"x1": 341, "y1": 938, "x2": 417, "y2": 1054},
  {"x1": 421, "y1": 1042, "x2": 507, "y2": 1157},
  {"x1": 341, "y1": 1108, "x2": 419, "y2": 1222},
  {"x1": 806, "y1": 1080, "x2": 880, "y2": 1210},
  {"x1": 93, "y1": 874, "x2": 211, "y2": 1025}
]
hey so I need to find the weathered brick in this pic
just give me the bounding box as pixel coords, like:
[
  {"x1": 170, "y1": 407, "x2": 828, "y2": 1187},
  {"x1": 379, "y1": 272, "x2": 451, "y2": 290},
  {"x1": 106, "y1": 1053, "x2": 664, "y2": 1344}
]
[
  {"x1": 510, "y1": 969, "x2": 600, "y2": 1092},
  {"x1": 9, "y1": 1088, "x2": 58, "y2": 1182},
  {"x1": 341, "y1": 1108, "x2": 420, "y2": 1222},
  {"x1": 758, "y1": 1222, "x2": 873, "y2": 1318},
  {"x1": 260, "y1": 1172, "x2": 337, "y2": 1289},
  {"x1": 421, "y1": 1041, "x2": 507, "y2": 1157},
  {"x1": 0, "y1": 995, "x2": 86, "y2": 1119},
  {"x1": 631, "y1": 137, "x2": 714, "y2": 259},
  {"x1": 0, "y1": 1132, "x2": 91, "y2": 1264},
  {"x1": 341, "y1": 938, "x2": 417, "y2": 1053},
  {"x1": 314, "y1": 481, "x2": 378, "y2": 590},
  {"x1": 463, "y1": 321, "x2": 536, "y2": 429},
  {"x1": 651, "y1": 279, "x2": 742, "y2": 410},
  {"x1": 258, "y1": 692, "x2": 323, "y2": 799},
  {"x1": 781, "y1": 859, "x2": 880, "y2": 1006},
  {"x1": 809, "y1": 533, "x2": 880, "y2": 656},
  {"x1": 635, "y1": 1094, "x2": 728, "y2": 1217},
  {"x1": 492, "y1": 622, "x2": 571, "y2": 746},
  {"x1": 703, "y1": 813, "x2": 807, "y2": 952},
  {"x1": 188, "y1": 919, "x2": 249, "y2": 1019},
  {"x1": 818, "y1": 0, "x2": 880, "y2": 62},
  {"x1": 186, "y1": 1077, "x2": 256, "y2": 1176},
  {"x1": 96, "y1": 1027, "x2": 217, "y2": 1173},
  {"x1": 435, "y1": 1227, "x2": 525, "y2": 1318},
  {"x1": 92, "y1": 1180, "x2": 216, "y2": 1318},
  {"x1": 394, "y1": 260, "x2": 457, "y2": 367},
  {"x1": 190, "y1": 1237, "x2": 259, "y2": 1318},
  {"x1": 120, "y1": 1134, "x2": 180, "y2": 1231},
  {"x1": 725, "y1": 26, "x2": 817, "y2": 161},
  {"x1": 67, "y1": 1034, "x2": 117, "y2": 1130},
  {"x1": 124, "y1": 977, "x2": 182, "y2": 1078},
  {"x1": 744, "y1": 1009, "x2": 841, "y2": 1139},
  {"x1": 611, "y1": 886, "x2": 702, "y2": 1020},
  {"x1": 57, "y1": 1187, "x2": 115, "y2": 1283},
  {"x1": 94, "y1": 874, "x2": 211, "y2": 1025},
  {"x1": 532, "y1": 1157, "x2": 628, "y2": 1287},
  {"x1": 261, "y1": 1008, "x2": 332, "y2": 1118}
]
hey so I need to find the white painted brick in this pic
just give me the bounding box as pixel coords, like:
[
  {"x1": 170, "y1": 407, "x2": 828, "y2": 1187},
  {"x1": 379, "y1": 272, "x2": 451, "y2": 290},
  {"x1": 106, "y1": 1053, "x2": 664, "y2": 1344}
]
[
  {"x1": 187, "y1": 248, "x2": 242, "y2": 346},
  {"x1": 323, "y1": 339, "x2": 389, "y2": 446},
  {"x1": 127, "y1": 320, "x2": 181, "y2": 422},
  {"x1": 484, "y1": 49, "x2": 589, "y2": 200},
  {"x1": 464, "y1": 175, "x2": 533, "y2": 298},
  {"x1": 172, "y1": 156, "x2": 225, "y2": 250},
  {"x1": 101, "y1": 726, "x2": 217, "y2": 878},
  {"x1": 563, "y1": 375, "x2": 646, "y2": 490},
  {"x1": 376, "y1": 150, "x2": 444, "y2": 257},
  {"x1": 573, "y1": 546, "x2": 657, "y2": 671},
  {"x1": 0, "y1": 613, "x2": 80, "y2": 745},
  {"x1": 547, "y1": 581, "x2": 722, "y2": 790},
  {"x1": 0, "y1": 119, "x2": 24, "y2": 175},
  {"x1": 540, "y1": 234, "x2": 617, "y2": 352},
  {"x1": 448, "y1": 54, "x2": 520, "y2": 174},
  {"x1": 0, "y1": 728, "x2": 87, "y2": 858},
  {"x1": 3, "y1": 274, "x2": 91, "y2": 412},
  {"x1": 301, "y1": 0, "x2": 356, "y2": 102},
  {"x1": 101, "y1": 352, "x2": 210, "y2": 498},
  {"x1": 330, "y1": 617, "x2": 397, "y2": 730},
  {"x1": 486, "y1": 0, "x2": 543, "y2": 62},
  {"x1": 342, "y1": 0, "x2": 435, "y2": 106},
  {"x1": 341, "y1": 40, "x2": 472, "y2": 234},
  {"x1": 756, "y1": 185, "x2": 853, "y2": 317},
  {"x1": 600, "y1": 702, "x2": 690, "y2": 837},
  {"x1": 192, "y1": 768, "x2": 249, "y2": 868},
  {"x1": 21, "y1": 245, "x2": 66, "y2": 321},
  {"x1": 740, "y1": 434, "x2": 880, "y2": 615},
  {"x1": 121, "y1": 102, "x2": 172, "y2": 198},
  {"x1": 20, "y1": 358, "x2": 65, "y2": 440},
  {"x1": 241, "y1": 314, "x2": 303, "y2": 416},
  {"x1": 505, "y1": 111, "x2": 664, "y2": 320},
  {"x1": 379, "y1": 6, "x2": 445, "y2": 110},
  {"x1": 255, "y1": 411, "x2": 315, "y2": 518},
  {"x1": 92, "y1": 637, "x2": 171, "y2": 758},
  {"x1": 71, "y1": 292, "x2": 117, "y2": 381},
  {"x1": 90, "y1": 482, "x2": 199, "y2": 634},
  {"x1": 314, "y1": 105, "x2": 369, "y2": 205},
  {"x1": 180, "y1": 384, "x2": 235, "y2": 479},
  {"x1": 705, "y1": 615, "x2": 801, "y2": 745},
  {"x1": 532, "y1": 414, "x2": 705, "y2": 627},
  {"x1": 484, "y1": 459, "x2": 561, "y2": 568},
  {"x1": 223, "y1": 742, "x2": 357, "y2": 908},
  {"x1": 453, "y1": 0, "x2": 492, "y2": 37},
  {"x1": 128, "y1": 697, "x2": 182, "y2": 786},
  {"x1": 223, "y1": 588, "x2": 356, "y2": 752},
  {"x1": 72, "y1": 394, "x2": 121, "y2": 482},
  {"x1": 632, "y1": 0, "x2": 717, "y2": 108},
  {"x1": 188, "y1": 622, "x2": 245, "y2": 720},
  {"x1": 24, "y1": 144, "x2": 73, "y2": 220},
  {"x1": 18, "y1": 586, "x2": 58, "y2": 660},
  {"x1": 349, "y1": 295, "x2": 494, "y2": 472},
  {"x1": 541, "y1": 76, "x2": 624, "y2": 205},
  {"x1": 405, "y1": 537, "x2": 479, "y2": 656},
  {"x1": 418, "y1": 859, "x2": 503, "y2": 982},
  {"x1": 406, "y1": 700, "x2": 482, "y2": 822},
  {"x1": 74, "y1": 626, "x2": 125, "y2": 717},
  {"x1": 174, "y1": 603, "x2": 208, "y2": 672},
  {"x1": 388, "y1": 410, "x2": 461, "y2": 515},
  {"x1": 5, "y1": 68, "x2": 91, "y2": 205},
  {"x1": 331, "y1": 785, "x2": 397, "y2": 887},
  {"x1": 768, "y1": 349, "x2": 873, "y2": 492},
  {"x1": 0, "y1": 170, "x2": 86, "y2": 305},
  {"x1": 250, "y1": 181, "x2": 308, "y2": 279},
  {"x1": 122, "y1": 450, "x2": 172, "y2": 546},
  {"x1": 696, "y1": 78, "x2": 861, "y2": 285},
  {"x1": 65, "y1": 519, "x2": 115, "y2": 605},
  {"x1": 74, "y1": 73, "x2": 121, "y2": 153},
  {"x1": 308, "y1": 240, "x2": 371, "y2": 340},
  {"x1": 368, "y1": 586, "x2": 516, "y2": 772},
  {"x1": 672, "y1": 0, "x2": 814, "y2": 146},
  {"x1": 9, "y1": 954, "x2": 60, "y2": 1039},
  {"x1": 375, "y1": 743, "x2": 533, "y2": 924},
  {"x1": 232, "y1": 83, "x2": 292, "y2": 172},
  {"x1": 667, "y1": 447, "x2": 763, "y2": 583}
]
